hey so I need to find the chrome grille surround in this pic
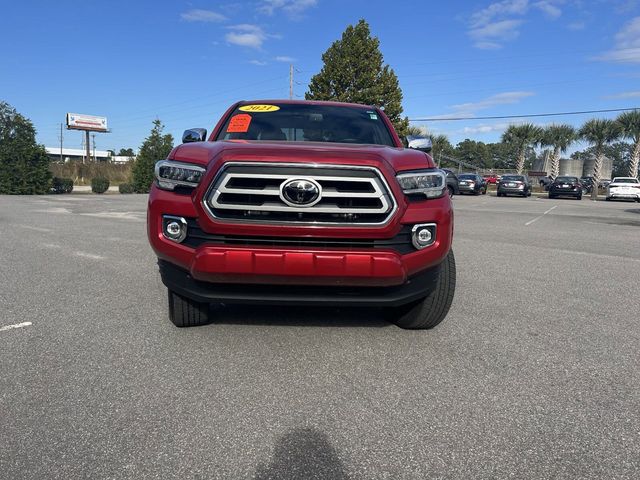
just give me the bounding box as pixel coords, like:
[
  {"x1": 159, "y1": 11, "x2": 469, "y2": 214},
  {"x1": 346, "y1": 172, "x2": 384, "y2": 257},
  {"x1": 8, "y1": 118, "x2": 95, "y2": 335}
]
[{"x1": 203, "y1": 162, "x2": 398, "y2": 226}]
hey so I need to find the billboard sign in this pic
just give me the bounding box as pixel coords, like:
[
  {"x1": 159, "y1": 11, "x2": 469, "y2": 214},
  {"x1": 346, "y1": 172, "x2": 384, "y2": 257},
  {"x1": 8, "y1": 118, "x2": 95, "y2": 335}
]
[{"x1": 66, "y1": 113, "x2": 108, "y2": 132}]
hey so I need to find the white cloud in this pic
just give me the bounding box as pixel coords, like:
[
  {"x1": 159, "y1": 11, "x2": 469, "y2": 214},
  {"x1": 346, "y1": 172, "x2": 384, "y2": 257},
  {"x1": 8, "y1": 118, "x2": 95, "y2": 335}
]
[
  {"x1": 462, "y1": 122, "x2": 513, "y2": 134},
  {"x1": 596, "y1": 16, "x2": 640, "y2": 63},
  {"x1": 225, "y1": 24, "x2": 273, "y2": 49},
  {"x1": 259, "y1": 0, "x2": 317, "y2": 17},
  {"x1": 469, "y1": 19, "x2": 523, "y2": 47},
  {"x1": 533, "y1": 1, "x2": 562, "y2": 18},
  {"x1": 603, "y1": 91, "x2": 640, "y2": 99},
  {"x1": 250, "y1": 60, "x2": 268, "y2": 66},
  {"x1": 470, "y1": 0, "x2": 529, "y2": 28},
  {"x1": 468, "y1": 0, "x2": 563, "y2": 48},
  {"x1": 450, "y1": 91, "x2": 535, "y2": 114},
  {"x1": 181, "y1": 9, "x2": 227, "y2": 22},
  {"x1": 275, "y1": 55, "x2": 296, "y2": 62}
]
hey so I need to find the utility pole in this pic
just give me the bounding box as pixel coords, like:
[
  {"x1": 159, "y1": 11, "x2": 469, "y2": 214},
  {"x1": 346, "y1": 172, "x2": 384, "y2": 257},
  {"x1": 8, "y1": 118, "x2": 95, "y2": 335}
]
[
  {"x1": 289, "y1": 64, "x2": 293, "y2": 100},
  {"x1": 85, "y1": 131, "x2": 90, "y2": 164},
  {"x1": 92, "y1": 133, "x2": 96, "y2": 162},
  {"x1": 58, "y1": 123, "x2": 63, "y2": 163}
]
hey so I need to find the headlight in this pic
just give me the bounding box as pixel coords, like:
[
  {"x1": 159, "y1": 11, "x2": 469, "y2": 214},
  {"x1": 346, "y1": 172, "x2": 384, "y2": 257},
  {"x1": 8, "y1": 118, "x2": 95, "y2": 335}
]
[
  {"x1": 396, "y1": 170, "x2": 446, "y2": 199},
  {"x1": 155, "y1": 160, "x2": 206, "y2": 191}
]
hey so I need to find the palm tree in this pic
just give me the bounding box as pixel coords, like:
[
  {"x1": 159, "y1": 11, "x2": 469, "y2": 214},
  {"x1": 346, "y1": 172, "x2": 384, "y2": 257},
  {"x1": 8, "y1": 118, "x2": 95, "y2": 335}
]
[
  {"x1": 579, "y1": 119, "x2": 621, "y2": 200},
  {"x1": 429, "y1": 134, "x2": 454, "y2": 166},
  {"x1": 501, "y1": 124, "x2": 543, "y2": 174},
  {"x1": 541, "y1": 124, "x2": 576, "y2": 178},
  {"x1": 616, "y1": 110, "x2": 640, "y2": 179}
]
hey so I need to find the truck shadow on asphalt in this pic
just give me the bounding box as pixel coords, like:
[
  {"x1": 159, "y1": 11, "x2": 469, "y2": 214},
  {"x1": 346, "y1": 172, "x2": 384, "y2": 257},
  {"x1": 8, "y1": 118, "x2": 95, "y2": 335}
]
[
  {"x1": 208, "y1": 305, "x2": 391, "y2": 328},
  {"x1": 253, "y1": 427, "x2": 350, "y2": 480}
]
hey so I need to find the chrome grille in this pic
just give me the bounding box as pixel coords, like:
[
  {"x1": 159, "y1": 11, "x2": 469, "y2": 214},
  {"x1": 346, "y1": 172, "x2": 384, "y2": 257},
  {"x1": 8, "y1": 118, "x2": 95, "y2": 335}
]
[{"x1": 204, "y1": 163, "x2": 397, "y2": 225}]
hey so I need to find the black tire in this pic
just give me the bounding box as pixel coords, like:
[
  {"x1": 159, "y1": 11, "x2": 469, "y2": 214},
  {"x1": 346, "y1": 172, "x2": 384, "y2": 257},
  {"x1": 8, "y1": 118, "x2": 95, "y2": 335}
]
[
  {"x1": 605, "y1": 197, "x2": 611, "y2": 201},
  {"x1": 168, "y1": 290, "x2": 210, "y2": 327},
  {"x1": 549, "y1": 194, "x2": 555, "y2": 199},
  {"x1": 387, "y1": 251, "x2": 456, "y2": 330},
  {"x1": 447, "y1": 186, "x2": 454, "y2": 197},
  {"x1": 497, "y1": 192, "x2": 503, "y2": 197},
  {"x1": 482, "y1": 188, "x2": 487, "y2": 195},
  {"x1": 527, "y1": 190, "x2": 532, "y2": 197},
  {"x1": 577, "y1": 194, "x2": 582, "y2": 200}
]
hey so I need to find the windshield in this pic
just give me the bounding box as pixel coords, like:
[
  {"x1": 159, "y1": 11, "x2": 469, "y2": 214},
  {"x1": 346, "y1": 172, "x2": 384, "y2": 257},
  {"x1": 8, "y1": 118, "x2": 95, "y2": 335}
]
[
  {"x1": 502, "y1": 175, "x2": 524, "y2": 182},
  {"x1": 555, "y1": 176, "x2": 577, "y2": 183},
  {"x1": 612, "y1": 178, "x2": 639, "y2": 183},
  {"x1": 216, "y1": 103, "x2": 395, "y2": 147},
  {"x1": 458, "y1": 174, "x2": 477, "y2": 180}
]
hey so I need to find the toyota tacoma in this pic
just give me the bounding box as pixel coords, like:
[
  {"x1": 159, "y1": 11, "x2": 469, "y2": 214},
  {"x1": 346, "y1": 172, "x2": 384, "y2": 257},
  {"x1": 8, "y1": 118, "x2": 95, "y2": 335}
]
[{"x1": 147, "y1": 100, "x2": 455, "y2": 329}]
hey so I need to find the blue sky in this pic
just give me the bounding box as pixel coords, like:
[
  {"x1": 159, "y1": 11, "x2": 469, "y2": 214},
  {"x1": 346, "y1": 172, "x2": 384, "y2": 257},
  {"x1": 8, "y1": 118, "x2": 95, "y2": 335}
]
[{"x1": 2, "y1": 0, "x2": 640, "y2": 153}]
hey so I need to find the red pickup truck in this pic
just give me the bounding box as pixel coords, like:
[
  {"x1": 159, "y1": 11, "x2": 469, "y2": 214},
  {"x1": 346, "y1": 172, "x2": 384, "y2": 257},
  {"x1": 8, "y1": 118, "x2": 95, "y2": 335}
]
[{"x1": 147, "y1": 100, "x2": 455, "y2": 329}]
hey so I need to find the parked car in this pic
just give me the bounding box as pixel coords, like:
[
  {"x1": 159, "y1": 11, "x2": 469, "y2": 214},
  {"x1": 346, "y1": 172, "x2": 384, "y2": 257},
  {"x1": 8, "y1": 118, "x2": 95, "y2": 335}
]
[
  {"x1": 579, "y1": 176, "x2": 594, "y2": 194},
  {"x1": 441, "y1": 168, "x2": 460, "y2": 197},
  {"x1": 147, "y1": 100, "x2": 456, "y2": 330},
  {"x1": 599, "y1": 178, "x2": 612, "y2": 189},
  {"x1": 605, "y1": 177, "x2": 640, "y2": 201},
  {"x1": 457, "y1": 173, "x2": 487, "y2": 195},
  {"x1": 483, "y1": 174, "x2": 498, "y2": 185},
  {"x1": 497, "y1": 174, "x2": 532, "y2": 197},
  {"x1": 539, "y1": 176, "x2": 553, "y2": 191},
  {"x1": 548, "y1": 176, "x2": 582, "y2": 200}
]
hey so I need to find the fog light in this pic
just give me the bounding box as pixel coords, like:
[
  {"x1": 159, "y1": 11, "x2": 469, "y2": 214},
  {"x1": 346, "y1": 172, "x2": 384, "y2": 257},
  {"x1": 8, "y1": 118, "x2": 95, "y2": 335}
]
[
  {"x1": 411, "y1": 223, "x2": 436, "y2": 250},
  {"x1": 162, "y1": 215, "x2": 187, "y2": 243}
]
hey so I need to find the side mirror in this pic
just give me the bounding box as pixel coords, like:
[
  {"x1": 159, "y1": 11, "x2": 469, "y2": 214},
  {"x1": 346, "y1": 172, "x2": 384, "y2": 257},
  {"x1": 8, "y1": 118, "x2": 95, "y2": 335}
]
[
  {"x1": 182, "y1": 128, "x2": 207, "y2": 143},
  {"x1": 406, "y1": 135, "x2": 432, "y2": 153}
]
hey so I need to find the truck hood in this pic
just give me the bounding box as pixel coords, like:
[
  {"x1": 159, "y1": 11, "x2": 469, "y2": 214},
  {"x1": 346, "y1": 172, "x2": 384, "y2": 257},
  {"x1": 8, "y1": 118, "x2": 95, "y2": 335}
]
[{"x1": 169, "y1": 140, "x2": 434, "y2": 173}]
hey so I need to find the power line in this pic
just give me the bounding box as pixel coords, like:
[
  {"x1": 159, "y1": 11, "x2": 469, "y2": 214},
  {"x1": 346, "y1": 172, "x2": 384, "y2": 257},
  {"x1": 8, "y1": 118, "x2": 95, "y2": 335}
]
[{"x1": 410, "y1": 107, "x2": 640, "y2": 122}]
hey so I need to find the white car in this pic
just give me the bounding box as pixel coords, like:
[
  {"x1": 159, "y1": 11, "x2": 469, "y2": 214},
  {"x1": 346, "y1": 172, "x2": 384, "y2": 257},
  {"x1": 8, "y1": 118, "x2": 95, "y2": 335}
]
[{"x1": 606, "y1": 177, "x2": 640, "y2": 202}]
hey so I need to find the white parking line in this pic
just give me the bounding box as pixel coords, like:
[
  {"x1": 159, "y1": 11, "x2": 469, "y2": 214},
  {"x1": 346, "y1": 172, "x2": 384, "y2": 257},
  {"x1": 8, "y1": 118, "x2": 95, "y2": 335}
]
[
  {"x1": 0, "y1": 322, "x2": 32, "y2": 332},
  {"x1": 75, "y1": 252, "x2": 106, "y2": 260},
  {"x1": 525, "y1": 205, "x2": 558, "y2": 226}
]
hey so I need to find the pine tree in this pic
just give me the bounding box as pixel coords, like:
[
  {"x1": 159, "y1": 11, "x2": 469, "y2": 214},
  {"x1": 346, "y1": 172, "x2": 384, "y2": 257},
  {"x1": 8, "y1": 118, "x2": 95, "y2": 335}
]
[
  {"x1": 306, "y1": 19, "x2": 409, "y2": 137},
  {"x1": 131, "y1": 119, "x2": 174, "y2": 193},
  {"x1": 0, "y1": 101, "x2": 51, "y2": 194}
]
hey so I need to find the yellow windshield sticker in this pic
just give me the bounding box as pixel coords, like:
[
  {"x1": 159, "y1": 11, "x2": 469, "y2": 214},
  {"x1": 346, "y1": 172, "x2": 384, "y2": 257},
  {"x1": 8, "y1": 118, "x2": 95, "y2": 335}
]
[{"x1": 239, "y1": 104, "x2": 280, "y2": 113}]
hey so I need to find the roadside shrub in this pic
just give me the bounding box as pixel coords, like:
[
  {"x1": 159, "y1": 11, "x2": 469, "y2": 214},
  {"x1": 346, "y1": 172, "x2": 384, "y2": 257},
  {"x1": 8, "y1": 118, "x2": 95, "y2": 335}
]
[
  {"x1": 50, "y1": 177, "x2": 74, "y2": 194},
  {"x1": 118, "y1": 183, "x2": 134, "y2": 194},
  {"x1": 91, "y1": 177, "x2": 110, "y2": 194}
]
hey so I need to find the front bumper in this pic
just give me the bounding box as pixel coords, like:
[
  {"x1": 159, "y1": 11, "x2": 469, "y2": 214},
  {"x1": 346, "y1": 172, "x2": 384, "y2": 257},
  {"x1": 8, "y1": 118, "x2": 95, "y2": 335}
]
[
  {"x1": 550, "y1": 187, "x2": 581, "y2": 197},
  {"x1": 158, "y1": 259, "x2": 437, "y2": 307},
  {"x1": 148, "y1": 186, "x2": 453, "y2": 288},
  {"x1": 498, "y1": 186, "x2": 525, "y2": 194}
]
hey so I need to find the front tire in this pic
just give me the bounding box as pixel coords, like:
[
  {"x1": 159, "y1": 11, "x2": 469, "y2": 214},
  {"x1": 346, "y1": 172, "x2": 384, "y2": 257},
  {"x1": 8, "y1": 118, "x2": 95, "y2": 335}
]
[
  {"x1": 447, "y1": 186, "x2": 454, "y2": 197},
  {"x1": 168, "y1": 290, "x2": 210, "y2": 327},
  {"x1": 387, "y1": 251, "x2": 456, "y2": 330}
]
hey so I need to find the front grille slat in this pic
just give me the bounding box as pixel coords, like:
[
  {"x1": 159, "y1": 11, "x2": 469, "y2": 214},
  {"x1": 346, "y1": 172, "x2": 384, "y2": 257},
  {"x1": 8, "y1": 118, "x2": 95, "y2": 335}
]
[{"x1": 204, "y1": 163, "x2": 397, "y2": 225}]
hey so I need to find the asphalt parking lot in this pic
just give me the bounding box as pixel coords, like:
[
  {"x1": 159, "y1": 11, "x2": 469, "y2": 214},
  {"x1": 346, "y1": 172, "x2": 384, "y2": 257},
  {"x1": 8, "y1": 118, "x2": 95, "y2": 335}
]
[{"x1": 1, "y1": 193, "x2": 639, "y2": 479}]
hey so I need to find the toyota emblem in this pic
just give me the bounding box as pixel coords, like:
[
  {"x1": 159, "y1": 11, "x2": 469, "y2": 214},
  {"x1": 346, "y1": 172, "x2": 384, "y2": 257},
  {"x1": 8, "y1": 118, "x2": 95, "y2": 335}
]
[{"x1": 280, "y1": 178, "x2": 321, "y2": 206}]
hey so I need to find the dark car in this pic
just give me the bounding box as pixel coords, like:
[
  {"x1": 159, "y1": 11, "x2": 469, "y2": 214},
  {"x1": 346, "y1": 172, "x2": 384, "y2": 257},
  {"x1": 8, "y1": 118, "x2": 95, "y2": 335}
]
[
  {"x1": 441, "y1": 168, "x2": 460, "y2": 197},
  {"x1": 549, "y1": 176, "x2": 582, "y2": 200},
  {"x1": 539, "y1": 176, "x2": 553, "y2": 191},
  {"x1": 497, "y1": 174, "x2": 531, "y2": 197},
  {"x1": 579, "y1": 176, "x2": 594, "y2": 194},
  {"x1": 457, "y1": 173, "x2": 487, "y2": 195}
]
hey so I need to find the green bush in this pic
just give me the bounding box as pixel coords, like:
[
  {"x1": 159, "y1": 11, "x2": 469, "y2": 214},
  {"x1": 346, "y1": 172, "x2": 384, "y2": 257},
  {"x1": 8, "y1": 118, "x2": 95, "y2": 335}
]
[
  {"x1": 50, "y1": 177, "x2": 74, "y2": 194},
  {"x1": 118, "y1": 183, "x2": 134, "y2": 194},
  {"x1": 91, "y1": 177, "x2": 110, "y2": 194}
]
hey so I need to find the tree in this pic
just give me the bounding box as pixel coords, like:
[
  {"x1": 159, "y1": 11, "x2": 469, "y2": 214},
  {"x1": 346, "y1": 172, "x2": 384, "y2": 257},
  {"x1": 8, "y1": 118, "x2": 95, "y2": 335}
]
[
  {"x1": 541, "y1": 124, "x2": 576, "y2": 178},
  {"x1": 306, "y1": 19, "x2": 409, "y2": 137},
  {"x1": 579, "y1": 119, "x2": 621, "y2": 200},
  {"x1": 455, "y1": 139, "x2": 491, "y2": 167},
  {"x1": 430, "y1": 134, "x2": 455, "y2": 165},
  {"x1": 501, "y1": 124, "x2": 543, "y2": 174},
  {"x1": 0, "y1": 101, "x2": 51, "y2": 194},
  {"x1": 616, "y1": 110, "x2": 640, "y2": 178},
  {"x1": 118, "y1": 148, "x2": 135, "y2": 157},
  {"x1": 131, "y1": 119, "x2": 174, "y2": 193}
]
